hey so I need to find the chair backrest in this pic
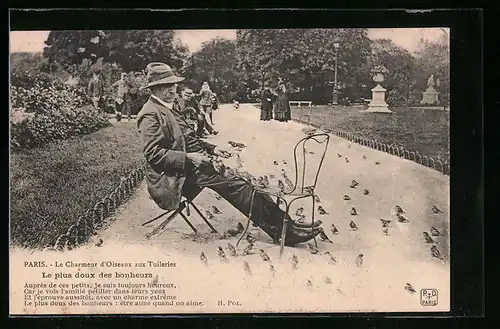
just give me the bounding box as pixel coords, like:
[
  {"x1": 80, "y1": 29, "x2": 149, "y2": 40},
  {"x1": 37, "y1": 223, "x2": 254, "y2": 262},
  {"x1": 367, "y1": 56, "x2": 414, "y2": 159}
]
[{"x1": 285, "y1": 133, "x2": 330, "y2": 195}]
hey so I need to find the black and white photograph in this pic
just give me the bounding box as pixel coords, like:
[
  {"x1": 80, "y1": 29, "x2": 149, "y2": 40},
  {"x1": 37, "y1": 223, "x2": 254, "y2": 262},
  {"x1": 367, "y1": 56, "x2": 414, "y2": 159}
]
[{"x1": 10, "y1": 21, "x2": 453, "y2": 314}]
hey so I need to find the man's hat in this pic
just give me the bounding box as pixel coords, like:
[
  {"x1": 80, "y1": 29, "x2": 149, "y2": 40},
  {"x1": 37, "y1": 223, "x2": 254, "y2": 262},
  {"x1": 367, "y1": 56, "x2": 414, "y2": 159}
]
[{"x1": 141, "y1": 62, "x2": 185, "y2": 90}]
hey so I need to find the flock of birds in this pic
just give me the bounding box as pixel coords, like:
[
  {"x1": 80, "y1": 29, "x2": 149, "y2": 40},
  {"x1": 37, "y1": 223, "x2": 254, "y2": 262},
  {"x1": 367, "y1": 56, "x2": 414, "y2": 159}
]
[{"x1": 198, "y1": 134, "x2": 448, "y2": 295}]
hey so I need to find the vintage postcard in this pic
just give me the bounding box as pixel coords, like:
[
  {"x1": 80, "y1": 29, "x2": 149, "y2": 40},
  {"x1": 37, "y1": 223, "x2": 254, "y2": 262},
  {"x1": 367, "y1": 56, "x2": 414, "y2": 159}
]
[{"x1": 10, "y1": 26, "x2": 450, "y2": 314}]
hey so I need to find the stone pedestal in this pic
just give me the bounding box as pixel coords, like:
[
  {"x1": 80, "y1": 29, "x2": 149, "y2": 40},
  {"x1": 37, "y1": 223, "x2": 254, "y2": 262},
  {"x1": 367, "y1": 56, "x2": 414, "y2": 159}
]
[
  {"x1": 365, "y1": 84, "x2": 392, "y2": 113},
  {"x1": 420, "y1": 87, "x2": 440, "y2": 105}
]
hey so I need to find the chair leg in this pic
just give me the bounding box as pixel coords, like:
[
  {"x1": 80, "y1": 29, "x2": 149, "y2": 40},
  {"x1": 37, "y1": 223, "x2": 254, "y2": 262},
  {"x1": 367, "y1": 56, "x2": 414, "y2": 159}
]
[
  {"x1": 142, "y1": 210, "x2": 171, "y2": 227},
  {"x1": 178, "y1": 211, "x2": 199, "y2": 235},
  {"x1": 190, "y1": 202, "x2": 218, "y2": 234},
  {"x1": 146, "y1": 204, "x2": 186, "y2": 239},
  {"x1": 279, "y1": 208, "x2": 290, "y2": 258}
]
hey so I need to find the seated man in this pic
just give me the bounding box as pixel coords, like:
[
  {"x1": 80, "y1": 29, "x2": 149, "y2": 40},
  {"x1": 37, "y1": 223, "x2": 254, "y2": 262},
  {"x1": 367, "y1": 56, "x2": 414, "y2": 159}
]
[
  {"x1": 137, "y1": 62, "x2": 322, "y2": 246},
  {"x1": 177, "y1": 88, "x2": 218, "y2": 138}
]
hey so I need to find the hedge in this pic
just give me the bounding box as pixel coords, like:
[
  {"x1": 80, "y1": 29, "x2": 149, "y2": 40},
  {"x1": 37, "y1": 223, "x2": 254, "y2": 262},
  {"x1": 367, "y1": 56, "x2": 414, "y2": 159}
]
[{"x1": 10, "y1": 69, "x2": 111, "y2": 151}]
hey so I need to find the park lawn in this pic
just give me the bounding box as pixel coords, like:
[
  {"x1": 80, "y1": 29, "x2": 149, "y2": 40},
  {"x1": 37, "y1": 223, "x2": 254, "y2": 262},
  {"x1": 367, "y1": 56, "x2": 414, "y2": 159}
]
[
  {"x1": 290, "y1": 105, "x2": 450, "y2": 160},
  {"x1": 10, "y1": 121, "x2": 145, "y2": 249}
]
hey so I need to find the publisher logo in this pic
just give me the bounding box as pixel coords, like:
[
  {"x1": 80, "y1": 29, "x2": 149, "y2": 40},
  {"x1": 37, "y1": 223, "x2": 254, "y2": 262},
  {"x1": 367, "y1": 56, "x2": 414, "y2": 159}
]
[{"x1": 420, "y1": 289, "x2": 438, "y2": 306}]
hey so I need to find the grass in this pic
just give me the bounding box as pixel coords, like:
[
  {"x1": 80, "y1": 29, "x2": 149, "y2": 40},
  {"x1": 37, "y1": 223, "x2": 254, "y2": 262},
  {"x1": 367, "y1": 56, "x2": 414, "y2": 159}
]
[
  {"x1": 10, "y1": 121, "x2": 145, "y2": 249},
  {"x1": 289, "y1": 105, "x2": 450, "y2": 160}
]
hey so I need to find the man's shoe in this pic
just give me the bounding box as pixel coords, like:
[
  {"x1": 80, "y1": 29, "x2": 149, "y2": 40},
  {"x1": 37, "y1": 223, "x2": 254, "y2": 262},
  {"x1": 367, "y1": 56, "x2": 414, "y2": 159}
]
[
  {"x1": 283, "y1": 226, "x2": 323, "y2": 246},
  {"x1": 257, "y1": 220, "x2": 322, "y2": 247},
  {"x1": 213, "y1": 131, "x2": 219, "y2": 135}
]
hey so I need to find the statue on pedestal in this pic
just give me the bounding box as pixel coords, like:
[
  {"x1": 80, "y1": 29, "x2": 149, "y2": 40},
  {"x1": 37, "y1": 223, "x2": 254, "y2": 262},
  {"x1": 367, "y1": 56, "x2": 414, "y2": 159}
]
[{"x1": 420, "y1": 74, "x2": 440, "y2": 105}]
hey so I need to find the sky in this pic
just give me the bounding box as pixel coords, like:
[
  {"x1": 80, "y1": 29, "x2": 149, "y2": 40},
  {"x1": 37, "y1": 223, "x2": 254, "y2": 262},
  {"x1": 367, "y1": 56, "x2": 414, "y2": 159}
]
[{"x1": 9, "y1": 28, "x2": 448, "y2": 54}]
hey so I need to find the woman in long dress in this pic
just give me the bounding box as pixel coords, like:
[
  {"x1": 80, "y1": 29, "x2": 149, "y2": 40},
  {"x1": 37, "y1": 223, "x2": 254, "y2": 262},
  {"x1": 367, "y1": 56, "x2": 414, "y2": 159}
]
[
  {"x1": 273, "y1": 83, "x2": 291, "y2": 122},
  {"x1": 260, "y1": 82, "x2": 274, "y2": 121}
]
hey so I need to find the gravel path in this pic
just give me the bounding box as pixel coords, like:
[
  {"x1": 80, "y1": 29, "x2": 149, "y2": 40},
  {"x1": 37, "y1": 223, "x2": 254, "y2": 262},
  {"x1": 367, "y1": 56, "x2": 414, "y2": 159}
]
[{"x1": 80, "y1": 104, "x2": 451, "y2": 312}]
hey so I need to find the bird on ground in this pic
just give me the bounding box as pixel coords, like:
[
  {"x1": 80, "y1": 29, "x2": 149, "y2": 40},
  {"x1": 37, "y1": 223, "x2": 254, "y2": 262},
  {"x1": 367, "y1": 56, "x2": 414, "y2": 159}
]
[
  {"x1": 331, "y1": 224, "x2": 339, "y2": 234},
  {"x1": 246, "y1": 233, "x2": 258, "y2": 244},
  {"x1": 431, "y1": 245, "x2": 444, "y2": 260},
  {"x1": 269, "y1": 264, "x2": 275, "y2": 277},
  {"x1": 318, "y1": 206, "x2": 328, "y2": 215},
  {"x1": 337, "y1": 153, "x2": 342, "y2": 158},
  {"x1": 269, "y1": 174, "x2": 275, "y2": 179},
  {"x1": 314, "y1": 195, "x2": 321, "y2": 203},
  {"x1": 225, "y1": 228, "x2": 240, "y2": 237},
  {"x1": 432, "y1": 205, "x2": 443, "y2": 213},
  {"x1": 205, "y1": 210, "x2": 214, "y2": 220},
  {"x1": 430, "y1": 227, "x2": 442, "y2": 236},
  {"x1": 291, "y1": 254, "x2": 299, "y2": 269},
  {"x1": 309, "y1": 151, "x2": 315, "y2": 155},
  {"x1": 200, "y1": 252, "x2": 208, "y2": 266},
  {"x1": 284, "y1": 176, "x2": 294, "y2": 190},
  {"x1": 273, "y1": 160, "x2": 279, "y2": 165},
  {"x1": 214, "y1": 194, "x2": 222, "y2": 200},
  {"x1": 350, "y1": 221, "x2": 358, "y2": 230},
  {"x1": 324, "y1": 251, "x2": 337, "y2": 264},
  {"x1": 324, "y1": 276, "x2": 333, "y2": 284},
  {"x1": 302, "y1": 127, "x2": 317, "y2": 135},
  {"x1": 282, "y1": 160, "x2": 287, "y2": 165},
  {"x1": 363, "y1": 189, "x2": 370, "y2": 195},
  {"x1": 343, "y1": 194, "x2": 351, "y2": 201},
  {"x1": 355, "y1": 254, "x2": 364, "y2": 267},
  {"x1": 363, "y1": 155, "x2": 367, "y2": 160},
  {"x1": 395, "y1": 205, "x2": 405, "y2": 214},
  {"x1": 405, "y1": 283, "x2": 416, "y2": 294},
  {"x1": 380, "y1": 219, "x2": 391, "y2": 227},
  {"x1": 297, "y1": 215, "x2": 306, "y2": 223},
  {"x1": 423, "y1": 232, "x2": 437, "y2": 244},
  {"x1": 396, "y1": 213, "x2": 410, "y2": 223},
  {"x1": 236, "y1": 222, "x2": 245, "y2": 232},
  {"x1": 243, "y1": 261, "x2": 252, "y2": 276},
  {"x1": 319, "y1": 230, "x2": 333, "y2": 243},
  {"x1": 350, "y1": 180, "x2": 359, "y2": 188},
  {"x1": 307, "y1": 280, "x2": 313, "y2": 290},
  {"x1": 307, "y1": 243, "x2": 320, "y2": 254},
  {"x1": 345, "y1": 158, "x2": 349, "y2": 163},
  {"x1": 95, "y1": 238, "x2": 103, "y2": 247},
  {"x1": 227, "y1": 243, "x2": 237, "y2": 256},
  {"x1": 375, "y1": 161, "x2": 381, "y2": 165},
  {"x1": 350, "y1": 207, "x2": 358, "y2": 216},
  {"x1": 382, "y1": 228, "x2": 389, "y2": 235},
  {"x1": 217, "y1": 246, "x2": 228, "y2": 262},
  {"x1": 295, "y1": 207, "x2": 304, "y2": 217},
  {"x1": 260, "y1": 249, "x2": 271, "y2": 262},
  {"x1": 278, "y1": 180, "x2": 285, "y2": 192},
  {"x1": 304, "y1": 186, "x2": 314, "y2": 195},
  {"x1": 348, "y1": 144, "x2": 351, "y2": 148},
  {"x1": 211, "y1": 205, "x2": 221, "y2": 214},
  {"x1": 242, "y1": 243, "x2": 254, "y2": 256}
]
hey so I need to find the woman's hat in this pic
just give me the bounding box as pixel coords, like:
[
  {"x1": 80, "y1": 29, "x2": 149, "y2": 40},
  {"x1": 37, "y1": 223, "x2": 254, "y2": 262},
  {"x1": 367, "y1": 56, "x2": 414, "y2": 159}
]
[{"x1": 140, "y1": 62, "x2": 185, "y2": 90}]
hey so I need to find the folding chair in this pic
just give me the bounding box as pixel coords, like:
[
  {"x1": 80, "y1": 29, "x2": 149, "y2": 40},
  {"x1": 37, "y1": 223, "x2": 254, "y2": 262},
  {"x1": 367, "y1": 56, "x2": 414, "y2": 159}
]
[
  {"x1": 142, "y1": 187, "x2": 218, "y2": 239},
  {"x1": 241, "y1": 132, "x2": 330, "y2": 258}
]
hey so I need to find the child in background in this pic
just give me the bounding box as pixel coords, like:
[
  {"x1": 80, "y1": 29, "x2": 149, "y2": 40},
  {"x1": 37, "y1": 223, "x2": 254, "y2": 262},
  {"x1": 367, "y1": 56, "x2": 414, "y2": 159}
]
[{"x1": 233, "y1": 99, "x2": 240, "y2": 111}]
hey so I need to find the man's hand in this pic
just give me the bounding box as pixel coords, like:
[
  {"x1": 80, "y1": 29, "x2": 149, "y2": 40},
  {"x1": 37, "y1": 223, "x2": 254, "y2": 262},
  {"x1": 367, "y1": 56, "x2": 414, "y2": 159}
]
[
  {"x1": 213, "y1": 147, "x2": 233, "y2": 159},
  {"x1": 186, "y1": 152, "x2": 212, "y2": 167}
]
